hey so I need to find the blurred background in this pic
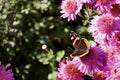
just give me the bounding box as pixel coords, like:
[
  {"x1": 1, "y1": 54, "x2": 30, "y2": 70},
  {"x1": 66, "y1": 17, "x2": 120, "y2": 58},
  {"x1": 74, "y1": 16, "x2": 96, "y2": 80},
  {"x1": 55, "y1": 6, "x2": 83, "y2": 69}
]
[{"x1": 0, "y1": 0, "x2": 94, "y2": 80}]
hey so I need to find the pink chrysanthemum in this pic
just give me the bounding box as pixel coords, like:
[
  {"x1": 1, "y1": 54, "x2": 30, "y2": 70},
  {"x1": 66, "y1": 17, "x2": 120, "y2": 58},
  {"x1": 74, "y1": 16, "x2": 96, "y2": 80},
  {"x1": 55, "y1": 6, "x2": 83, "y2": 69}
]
[
  {"x1": 88, "y1": 13, "x2": 120, "y2": 45},
  {"x1": 94, "y1": 54, "x2": 120, "y2": 80},
  {"x1": 57, "y1": 59, "x2": 84, "y2": 80},
  {"x1": 104, "y1": 54, "x2": 120, "y2": 80},
  {"x1": 101, "y1": 30, "x2": 120, "y2": 55},
  {"x1": 109, "y1": 31, "x2": 120, "y2": 48},
  {"x1": 60, "y1": 0, "x2": 83, "y2": 21},
  {"x1": 101, "y1": 31, "x2": 120, "y2": 55},
  {"x1": 93, "y1": 0, "x2": 116, "y2": 12},
  {"x1": 73, "y1": 46, "x2": 107, "y2": 75},
  {"x1": 0, "y1": 66, "x2": 14, "y2": 80},
  {"x1": 102, "y1": 48, "x2": 120, "y2": 61},
  {"x1": 115, "y1": 0, "x2": 120, "y2": 4}
]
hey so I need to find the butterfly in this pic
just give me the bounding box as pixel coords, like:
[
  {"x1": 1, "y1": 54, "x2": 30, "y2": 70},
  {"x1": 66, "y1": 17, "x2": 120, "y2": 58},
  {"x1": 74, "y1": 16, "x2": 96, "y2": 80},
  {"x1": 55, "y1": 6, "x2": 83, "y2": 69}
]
[{"x1": 69, "y1": 31, "x2": 90, "y2": 58}]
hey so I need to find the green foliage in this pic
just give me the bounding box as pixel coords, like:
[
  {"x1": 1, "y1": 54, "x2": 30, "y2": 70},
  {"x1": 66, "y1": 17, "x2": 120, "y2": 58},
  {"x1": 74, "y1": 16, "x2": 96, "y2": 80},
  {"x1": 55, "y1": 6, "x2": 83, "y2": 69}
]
[{"x1": 0, "y1": 0, "x2": 97, "y2": 80}]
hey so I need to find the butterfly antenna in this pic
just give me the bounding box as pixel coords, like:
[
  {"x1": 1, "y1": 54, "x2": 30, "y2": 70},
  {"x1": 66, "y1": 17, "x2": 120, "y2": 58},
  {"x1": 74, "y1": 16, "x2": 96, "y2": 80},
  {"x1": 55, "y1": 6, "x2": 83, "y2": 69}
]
[{"x1": 67, "y1": 46, "x2": 74, "y2": 51}]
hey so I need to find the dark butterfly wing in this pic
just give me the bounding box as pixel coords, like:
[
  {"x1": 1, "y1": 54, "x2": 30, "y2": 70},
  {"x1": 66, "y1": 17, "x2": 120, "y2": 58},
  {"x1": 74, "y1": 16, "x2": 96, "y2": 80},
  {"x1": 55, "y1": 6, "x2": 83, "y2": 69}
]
[
  {"x1": 71, "y1": 37, "x2": 90, "y2": 58},
  {"x1": 69, "y1": 31, "x2": 90, "y2": 58}
]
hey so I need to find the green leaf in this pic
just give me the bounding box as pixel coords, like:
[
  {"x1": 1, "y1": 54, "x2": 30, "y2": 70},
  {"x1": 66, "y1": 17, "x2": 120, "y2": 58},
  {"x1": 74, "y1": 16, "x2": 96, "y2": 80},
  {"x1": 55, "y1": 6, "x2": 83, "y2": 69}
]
[
  {"x1": 56, "y1": 50, "x2": 65, "y2": 62},
  {"x1": 37, "y1": 49, "x2": 54, "y2": 65},
  {"x1": 48, "y1": 71, "x2": 57, "y2": 80}
]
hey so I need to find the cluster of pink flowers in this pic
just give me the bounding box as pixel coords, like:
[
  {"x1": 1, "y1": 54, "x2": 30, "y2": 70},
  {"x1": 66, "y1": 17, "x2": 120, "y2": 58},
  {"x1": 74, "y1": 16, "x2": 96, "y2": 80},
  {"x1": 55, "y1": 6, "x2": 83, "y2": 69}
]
[
  {"x1": 58, "y1": 0, "x2": 120, "y2": 80},
  {"x1": 0, "y1": 66, "x2": 14, "y2": 80}
]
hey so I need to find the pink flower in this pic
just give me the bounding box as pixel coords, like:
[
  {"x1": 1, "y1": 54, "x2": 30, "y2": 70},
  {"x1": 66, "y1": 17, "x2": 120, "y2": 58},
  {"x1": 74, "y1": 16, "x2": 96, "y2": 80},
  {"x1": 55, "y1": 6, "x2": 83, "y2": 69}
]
[
  {"x1": 115, "y1": 0, "x2": 120, "y2": 4},
  {"x1": 73, "y1": 46, "x2": 107, "y2": 75},
  {"x1": 102, "y1": 46, "x2": 120, "y2": 59},
  {"x1": 57, "y1": 59, "x2": 84, "y2": 80},
  {"x1": 60, "y1": 0, "x2": 83, "y2": 21},
  {"x1": 93, "y1": 0, "x2": 116, "y2": 12},
  {"x1": 88, "y1": 13, "x2": 120, "y2": 45},
  {"x1": 93, "y1": 54, "x2": 120, "y2": 80},
  {"x1": 110, "y1": 31, "x2": 120, "y2": 48},
  {"x1": 102, "y1": 30, "x2": 120, "y2": 55},
  {"x1": 0, "y1": 66, "x2": 14, "y2": 80},
  {"x1": 104, "y1": 54, "x2": 120, "y2": 80}
]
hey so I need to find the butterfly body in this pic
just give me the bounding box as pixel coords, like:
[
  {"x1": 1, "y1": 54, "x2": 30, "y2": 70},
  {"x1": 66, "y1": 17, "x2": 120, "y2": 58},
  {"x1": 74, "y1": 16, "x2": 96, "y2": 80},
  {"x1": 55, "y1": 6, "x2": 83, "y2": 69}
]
[{"x1": 70, "y1": 31, "x2": 90, "y2": 58}]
